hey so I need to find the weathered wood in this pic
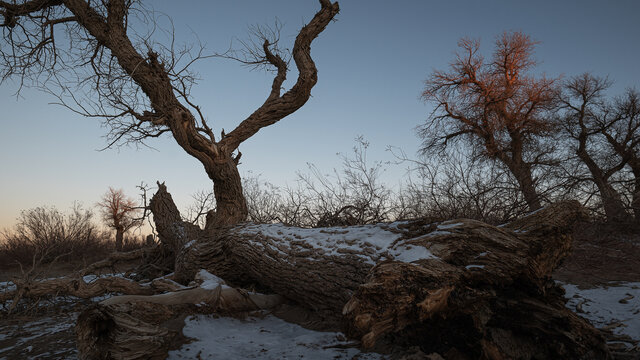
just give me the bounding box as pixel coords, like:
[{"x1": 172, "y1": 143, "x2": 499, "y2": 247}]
[
  {"x1": 340, "y1": 202, "x2": 611, "y2": 358},
  {"x1": 0, "y1": 276, "x2": 154, "y2": 303},
  {"x1": 149, "y1": 182, "x2": 202, "y2": 257},
  {"x1": 101, "y1": 287, "x2": 284, "y2": 310},
  {"x1": 172, "y1": 202, "x2": 584, "y2": 311},
  {"x1": 79, "y1": 247, "x2": 149, "y2": 276},
  {"x1": 75, "y1": 285, "x2": 285, "y2": 360},
  {"x1": 76, "y1": 302, "x2": 187, "y2": 360},
  {"x1": 116, "y1": 184, "x2": 611, "y2": 359}
]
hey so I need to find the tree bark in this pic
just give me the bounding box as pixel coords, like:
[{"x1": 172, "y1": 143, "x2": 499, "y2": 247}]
[
  {"x1": 630, "y1": 163, "x2": 640, "y2": 223},
  {"x1": 205, "y1": 155, "x2": 248, "y2": 227},
  {"x1": 75, "y1": 286, "x2": 285, "y2": 360},
  {"x1": 505, "y1": 157, "x2": 541, "y2": 211},
  {"x1": 142, "y1": 184, "x2": 610, "y2": 359},
  {"x1": 577, "y1": 146, "x2": 630, "y2": 223},
  {"x1": 114, "y1": 226, "x2": 124, "y2": 252},
  {"x1": 496, "y1": 139, "x2": 542, "y2": 212}
]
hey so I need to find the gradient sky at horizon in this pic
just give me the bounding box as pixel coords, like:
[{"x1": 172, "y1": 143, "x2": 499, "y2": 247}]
[{"x1": 1, "y1": 0, "x2": 639, "y2": 231}]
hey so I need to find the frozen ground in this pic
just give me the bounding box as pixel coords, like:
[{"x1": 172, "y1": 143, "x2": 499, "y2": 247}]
[
  {"x1": 168, "y1": 314, "x2": 383, "y2": 359},
  {"x1": 562, "y1": 281, "x2": 640, "y2": 352},
  {"x1": 1, "y1": 278, "x2": 639, "y2": 358},
  {"x1": 0, "y1": 312, "x2": 79, "y2": 359}
]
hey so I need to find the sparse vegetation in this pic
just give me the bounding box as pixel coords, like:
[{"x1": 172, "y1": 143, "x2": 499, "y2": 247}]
[
  {"x1": 0, "y1": 204, "x2": 111, "y2": 268},
  {"x1": 0, "y1": 0, "x2": 638, "y2": 358}
]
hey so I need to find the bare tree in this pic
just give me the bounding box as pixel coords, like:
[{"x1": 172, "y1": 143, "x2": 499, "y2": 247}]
[
  {"x1": 97, "y1": 187, "x2": 141, "y2": 251},
  {"x1": 557, "y1": 74, "x2": 634, "y2": 222},
  {"x1": 601, "y1": 89, "x2": 640, "y2": 221},
  {"x1": 295, "y1": 137, "x2": 396, "y2": 227},
  {"x1": 0, "y1": 0, "x2": 340, "y2": 227},
  {"x1": 420, "y1": 31, "x2": 559, "y2": 211}
]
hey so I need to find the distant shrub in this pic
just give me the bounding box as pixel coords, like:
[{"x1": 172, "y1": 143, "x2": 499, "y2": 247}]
[{"x1": 0, "y1": 204, "x2": 112, "y2": 268}]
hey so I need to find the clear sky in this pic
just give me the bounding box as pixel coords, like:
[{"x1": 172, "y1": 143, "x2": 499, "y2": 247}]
[{"x1": 1, "y1": 0, "x2": 639, "y2": 230}]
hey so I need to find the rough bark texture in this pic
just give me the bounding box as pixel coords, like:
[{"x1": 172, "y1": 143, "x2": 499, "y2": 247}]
[
  {"x1": 64, "y1": 184, "x2": 611, "y2": 359},
  {"x1": 342, "y1": 202, "x2": 610, "y2": 358},
  {"x1": 500, "y1": 149, "x2": 542, "y2": 211},
  {"x1": 114, "y1": 227, "x2": 124, "y2": 252},
  {"x1": 75, "y1": 287, "x2": 285, "y2": 359},
  {"x1": 0, "y1": 276, "x2": 154, "y2": 303},
  {"x1": 144, "y1": 183, "x2": 610, "y2": 359},
  {"x1": 149, "y1": 183, "x2": 200, "y2": 256}
]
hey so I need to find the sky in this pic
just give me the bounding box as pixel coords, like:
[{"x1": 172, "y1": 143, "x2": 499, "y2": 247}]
[{"x1": 1, "y1": 0, "x2": 639, "y2": 231}]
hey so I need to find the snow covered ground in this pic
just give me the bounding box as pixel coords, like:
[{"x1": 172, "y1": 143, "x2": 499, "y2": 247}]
[
  {"x1": 168, "y1": 314, "x2": 383, "y2": 359},
  {"x1": 165, "y1": 281, "x2": 640, "y2": 358},
  {"x1": 562, "y1": 281, "x2": 640, "y2": 348},
  {"x1": 2, "y1": 276, "x2": 639, "y2": 358},
  {"x1": 0, "y1": 312, "x2": 79, "y2": 359}
]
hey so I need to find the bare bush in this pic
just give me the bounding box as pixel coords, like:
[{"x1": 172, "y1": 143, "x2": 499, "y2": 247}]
[
  {"x1": 182, "y1": 190, "x2": 215, "y2": 229},
  {"x1": 187, "y1": 135, "x2": 555, "y2": 228},
  {"x1": 392, "y1": 148, "x2": 529, "y2": 224},
  {"x1": 243, "y1": 174, "x2": 290, "y2": 225},
  {"x1": 296, "y1": 137, "x2": 396, "y2": 227},
  {"x1": 0, "y1": 204, "x2": 110, "y2": 267}
]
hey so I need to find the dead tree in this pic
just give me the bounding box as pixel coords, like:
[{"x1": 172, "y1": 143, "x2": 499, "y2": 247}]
[
  {"x1": 420, "y1": 31, "x2": 559, "y2": 211},
  {"x1": 0, "y1": 0, "x2": 340, "y2": 227},
  {"x1": 71, "y1": 186, "x2": 610, "y2": 359}
]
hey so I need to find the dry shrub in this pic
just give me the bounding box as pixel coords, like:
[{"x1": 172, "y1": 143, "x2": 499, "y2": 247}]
[{"x1": 0, "y1": 204, "x2": 112, "y2": 268}]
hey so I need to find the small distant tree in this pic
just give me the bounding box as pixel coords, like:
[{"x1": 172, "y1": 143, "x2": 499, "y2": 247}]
[
  {"x1": 97, "y1": 187, "x2": 140, "y2": 251},
  {"x1": 420, "y1": 31, "x2": 559, "y2": 211}
]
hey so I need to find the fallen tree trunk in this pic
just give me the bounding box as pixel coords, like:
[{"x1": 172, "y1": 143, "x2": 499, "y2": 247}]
[
  {"x1": 79, "y1": 247, "x2": 150, "y2": 276},
  {"x1": 0, "y1": 275, "x2": 154, "y2": 303},
  {"x1": 76, "y1": 280, "x2": 286, "y2": 359},
  {"x1": 72, "y1": 184, "x2": 610, "y2": 359}
]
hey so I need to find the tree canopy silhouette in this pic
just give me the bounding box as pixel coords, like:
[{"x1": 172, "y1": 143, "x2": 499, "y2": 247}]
[{"x1": 420, "y1": 31, "x2": 558, "y2": 211}]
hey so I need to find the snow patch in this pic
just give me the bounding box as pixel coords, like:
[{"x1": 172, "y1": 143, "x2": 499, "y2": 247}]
[
  {"x1": 240, "y1": 224, "x2": 402, "y2": 265},
  {"x1": 82, "y1": 272, "x2": 126, "y2": 283},
  {"x1": 563, "y1": 282, "x2": 640, "y2": 342},
  {"x1": 391, "y1": 245, "x2": 437, "y2": 263},
  {"x1": 167, "y1": 314, "x2": 384, "y2": 359},
  {"x1": 195, "y1": 270, "x2": 230, "y2": 290},
  {"x1": 437, "y1": 222, "x2": 463, "y2": 230},
  {"x1": 0, "y1": 280, "x2": 16, "y2": 292},
  {"x1": 240, "y1": 223, "x2": 443, "y2": 265},
  {"x1": 465, "y1": 265, "x2": 485, "y2": 270}
]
